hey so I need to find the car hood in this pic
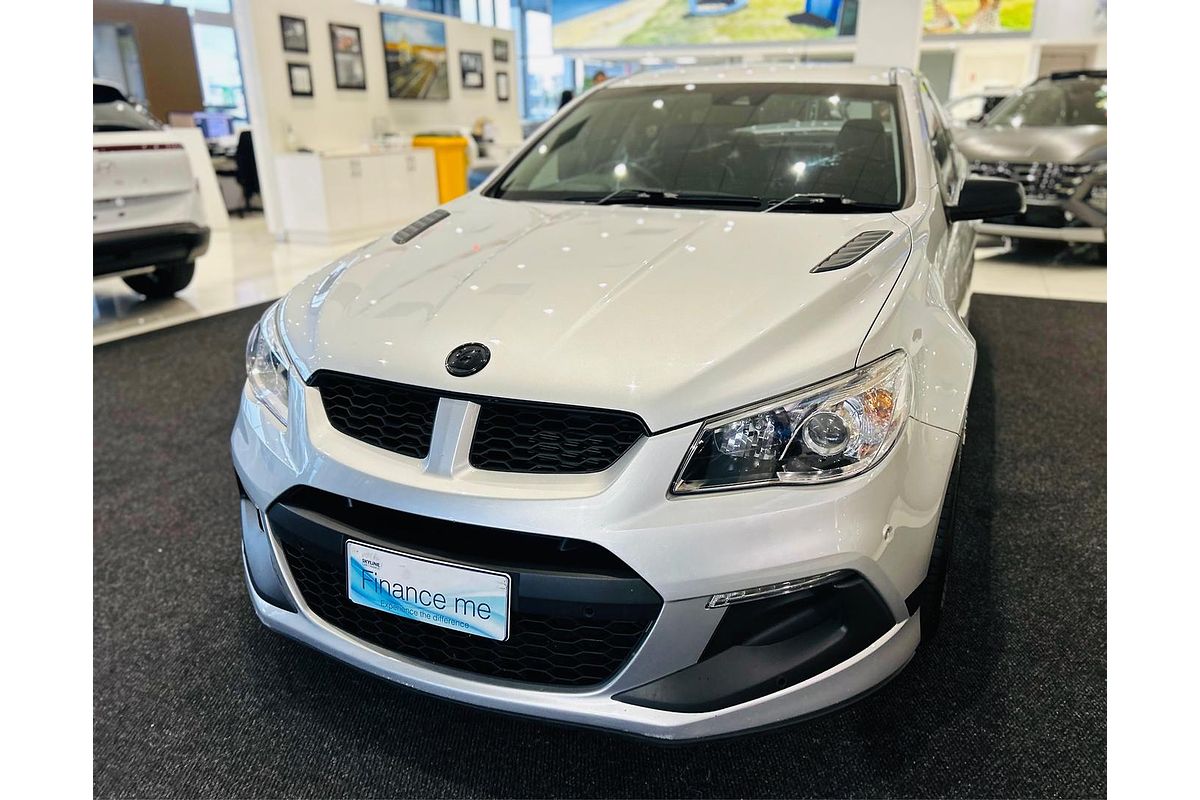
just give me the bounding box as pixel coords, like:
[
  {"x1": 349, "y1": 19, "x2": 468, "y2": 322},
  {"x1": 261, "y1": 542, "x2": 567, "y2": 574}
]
[
  {"x1": 282, "y1": 194, "x2": 911, "y2": 431},
  {"x1": 954, "y1": 125, "x2": 1106, "y2": 164}
]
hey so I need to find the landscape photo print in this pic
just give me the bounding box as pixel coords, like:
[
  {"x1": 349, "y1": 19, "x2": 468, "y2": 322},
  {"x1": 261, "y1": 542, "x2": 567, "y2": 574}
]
[{"x1": 381, "y1": 11, "x2": 450, "y2": 100}]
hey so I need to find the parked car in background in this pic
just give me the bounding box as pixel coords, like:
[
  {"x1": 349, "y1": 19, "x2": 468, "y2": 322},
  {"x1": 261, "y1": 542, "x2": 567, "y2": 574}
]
[
  {"x1": 93, "y1": 80, "x2": 209, "y2": 298},
  {"x1": 944, "y1": 88, "x2": 1014, "y2": 128},
  {"x1": 232, "y1": 65, "x2": 1023, "y2": 740},
  {"x1": 955, "y1": 70, "x2": 1106, "y2": 249}
]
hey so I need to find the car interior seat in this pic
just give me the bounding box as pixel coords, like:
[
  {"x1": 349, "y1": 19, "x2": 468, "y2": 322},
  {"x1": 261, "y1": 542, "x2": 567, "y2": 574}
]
[{"x1": 810, "y1": 118, "x2": 898, "y2": 205}]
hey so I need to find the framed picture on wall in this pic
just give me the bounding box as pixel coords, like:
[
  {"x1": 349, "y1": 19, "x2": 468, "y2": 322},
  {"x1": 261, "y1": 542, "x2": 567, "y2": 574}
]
[
  {"x1": 493, "y1": 38, "x2": 509, "y2": 63},
  {"x1": 496, "y1": 71, "x2": 510, "y2": 102},
  {"x1": 380, "y1": 12, "x2": 449, "y2": 100},
  {"x1": 460, "y1": 51, "x2": 484, "y2": 90},
  {"x1": 329, "y1": 23, "x2": 366, "y2": 90},
  {"x1": 280, "y1": 16, "x2": 308, "y2": 53},
  {"x1": 288, "y1": 63, "x2": 313, "y2": 97}
]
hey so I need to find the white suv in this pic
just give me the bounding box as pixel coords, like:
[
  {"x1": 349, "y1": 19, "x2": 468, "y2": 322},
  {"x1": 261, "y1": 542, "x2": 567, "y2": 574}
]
[
  {"x1": 231, "y1": 66, "x2": 1022, "y2": 740},
  {"x1": 93, "y1": 81, "x2": 208, "y2": 298}
]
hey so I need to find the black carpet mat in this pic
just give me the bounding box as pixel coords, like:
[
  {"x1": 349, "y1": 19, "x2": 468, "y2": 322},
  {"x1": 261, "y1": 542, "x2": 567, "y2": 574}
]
[{"x1": 94, "y1": 294, "x2": 1106, "y2": 799}]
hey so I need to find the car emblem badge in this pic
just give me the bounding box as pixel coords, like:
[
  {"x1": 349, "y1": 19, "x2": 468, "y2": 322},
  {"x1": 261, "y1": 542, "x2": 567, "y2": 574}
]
[{"x1": 445, "y1": 343, "x2": 490, "y2": 377}]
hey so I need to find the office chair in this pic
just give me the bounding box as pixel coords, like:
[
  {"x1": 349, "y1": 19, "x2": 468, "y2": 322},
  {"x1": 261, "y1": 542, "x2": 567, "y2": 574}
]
[{"x1": 217, "y1": 131, "x2": 260, "y2": 217}]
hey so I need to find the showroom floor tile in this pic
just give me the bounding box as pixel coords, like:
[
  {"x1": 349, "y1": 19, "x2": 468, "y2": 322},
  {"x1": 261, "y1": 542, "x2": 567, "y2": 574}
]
[
  {"x1": 974, "y1": 241, "x2": 1108, "y2": 303},
  {"x1": 92, "y1": 216, "x2": 376, "y2": 345},
  {"x1": 92, "y1": 220, "x2": 1107, "y2": 345}
]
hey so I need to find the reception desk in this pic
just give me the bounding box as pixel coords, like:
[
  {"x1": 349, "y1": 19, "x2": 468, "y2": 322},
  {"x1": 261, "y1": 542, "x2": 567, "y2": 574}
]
[{"x1": 274, "y1": 147, "x2": 440, "y2": 244}]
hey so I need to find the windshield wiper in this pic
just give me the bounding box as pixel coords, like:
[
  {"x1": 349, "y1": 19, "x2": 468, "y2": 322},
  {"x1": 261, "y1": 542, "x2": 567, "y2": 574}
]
[
  {"x1": 568, "y1": 188, "x2": 763, "y2": 209},
  {"x1": 762, "y1": 193, "x2": 896, "y2": 213},
  {"x1": 561, "y1": 188, "x2": 894, "y2": 212}
]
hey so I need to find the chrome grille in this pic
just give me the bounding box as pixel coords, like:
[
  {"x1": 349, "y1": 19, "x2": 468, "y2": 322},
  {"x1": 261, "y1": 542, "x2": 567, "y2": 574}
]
[{"x1": 969, "y1": 161, "x2": 1096, "y2": 201}]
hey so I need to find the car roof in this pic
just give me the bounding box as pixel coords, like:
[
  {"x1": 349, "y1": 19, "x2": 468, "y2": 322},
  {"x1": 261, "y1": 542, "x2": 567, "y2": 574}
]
[
  {"x1": 607, "y1": 63, "x2": 903, "y2": 89},
  {"x1": 1046, "y1": 69, "x2": 1107, "y2": 81}
]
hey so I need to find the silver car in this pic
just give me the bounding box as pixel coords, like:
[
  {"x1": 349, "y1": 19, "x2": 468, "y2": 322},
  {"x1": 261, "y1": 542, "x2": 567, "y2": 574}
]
[
  {"x1": 956, "y1": 70, "x2": 1107, "y2": 247},
  {"x1": 93, "y1": 81, "x2": 209, "y2": 298},
  {"x1": 232, "y1": 65, "x2": 1022, "y2": 740}
]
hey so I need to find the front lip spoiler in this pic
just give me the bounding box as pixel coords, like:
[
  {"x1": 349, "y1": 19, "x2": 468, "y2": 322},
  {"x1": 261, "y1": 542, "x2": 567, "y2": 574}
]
[
  {"x1": 244, "y1": 531, "x2": 920, "y2": 740},
  {"x1": 249, "y1": 546, "x2": 915, "y2": 744}
]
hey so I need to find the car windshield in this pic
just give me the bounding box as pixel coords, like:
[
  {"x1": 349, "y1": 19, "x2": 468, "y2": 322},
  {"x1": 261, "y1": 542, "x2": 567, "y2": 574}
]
[
  {"x1": 488, "y1": 83, "x2": 906, "y2": 211},
  {"x1": 985, "y1": 77, "x2": 1107, "y2": 128}
]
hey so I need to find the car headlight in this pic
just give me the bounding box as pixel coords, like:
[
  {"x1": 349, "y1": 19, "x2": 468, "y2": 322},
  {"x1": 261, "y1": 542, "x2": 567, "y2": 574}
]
[
  {"x1": 245, "y1": 301, "x2": 291, "y2": 425},
  {"x1": 672, "y1": 351, "x2": 911, "y2": 494}
]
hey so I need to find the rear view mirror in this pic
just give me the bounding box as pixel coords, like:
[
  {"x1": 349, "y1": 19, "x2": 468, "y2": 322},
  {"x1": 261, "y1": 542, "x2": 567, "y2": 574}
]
[{"x1": 947, "y1": 177, "x2": 1026, "y2": 222}]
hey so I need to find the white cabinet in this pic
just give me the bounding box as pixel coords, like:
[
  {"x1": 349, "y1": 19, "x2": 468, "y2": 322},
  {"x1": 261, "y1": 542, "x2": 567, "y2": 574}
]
[{"x1": 275, "y1": 148, "x2": 440, "y2": 244}]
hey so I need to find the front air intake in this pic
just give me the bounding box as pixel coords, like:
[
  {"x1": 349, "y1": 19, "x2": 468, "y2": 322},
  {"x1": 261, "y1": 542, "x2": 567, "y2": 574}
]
[{"x1": 812, "y1": 230, "x2": 892, "y2": 273}]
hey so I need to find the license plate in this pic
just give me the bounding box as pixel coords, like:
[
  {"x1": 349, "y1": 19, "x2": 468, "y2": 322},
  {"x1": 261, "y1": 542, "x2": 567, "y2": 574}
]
[{"x1": 346, "y1": 541, "x2": 510, "y2": 641}]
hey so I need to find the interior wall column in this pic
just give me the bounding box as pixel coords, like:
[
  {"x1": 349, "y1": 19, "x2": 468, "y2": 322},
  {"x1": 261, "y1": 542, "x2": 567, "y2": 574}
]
[{"x1": 853, "y1": 0, "x2": 924, "y2": 70}]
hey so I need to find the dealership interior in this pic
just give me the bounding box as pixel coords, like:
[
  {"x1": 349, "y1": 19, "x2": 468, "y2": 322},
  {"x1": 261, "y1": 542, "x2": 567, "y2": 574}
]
[{"x1": 92, "y1": 1, "x2": 1107, "y2": 797}]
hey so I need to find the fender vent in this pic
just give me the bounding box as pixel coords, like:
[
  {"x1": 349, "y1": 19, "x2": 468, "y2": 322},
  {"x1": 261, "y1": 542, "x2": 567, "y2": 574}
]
[
  {"x1": 392, "y1": 209, "x2": 450, "y2": 244},
  {"x1": 812, "y1": 230, "x2": 892, "y2": 273}
]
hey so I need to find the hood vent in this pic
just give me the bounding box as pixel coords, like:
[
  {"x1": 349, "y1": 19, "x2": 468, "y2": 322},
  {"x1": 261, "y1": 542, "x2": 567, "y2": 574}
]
[
  {"x1": 812, "y1": 230, "x2": 892, "y2": 273},
  {"x1": 392, "y1": 209, "x2": 450, "y2": 245}
]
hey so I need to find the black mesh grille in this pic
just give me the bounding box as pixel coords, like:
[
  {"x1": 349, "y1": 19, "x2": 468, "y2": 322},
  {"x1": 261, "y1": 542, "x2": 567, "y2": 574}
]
[
  {"x1": 312, "y1": 373, "x2": 438, "y2": 459},
  {"x1": 470, "y1": 402, "x2": 645, "y2": 474},
  {"x1": 279, "y1": 537, "x2": 657, "y2": 687},
  {"x1": 310, "y1": 371, "x2": 646, "y2": 474}
]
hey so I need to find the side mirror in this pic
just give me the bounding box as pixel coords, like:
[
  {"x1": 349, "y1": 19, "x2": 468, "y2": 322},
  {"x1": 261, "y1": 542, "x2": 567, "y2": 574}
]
[{"x1": 947, "y1": 176, "x2": 1026, "y2": 222}]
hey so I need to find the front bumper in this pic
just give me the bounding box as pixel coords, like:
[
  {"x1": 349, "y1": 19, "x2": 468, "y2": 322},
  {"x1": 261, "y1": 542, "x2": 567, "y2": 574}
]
[
  {"x1": 972, "y1": 178, "x2": 1106, "y2": 244},
  {"x1": 975, "y1": 220, "x2": 1106, "y2": 243},
  {"x1": 232, "y1": 379, "x2": 959, "y2": 739}
]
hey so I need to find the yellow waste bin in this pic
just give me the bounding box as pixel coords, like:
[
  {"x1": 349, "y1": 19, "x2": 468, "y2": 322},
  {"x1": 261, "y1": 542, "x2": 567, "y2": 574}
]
[{"x1": 413, "y1": 135, "x2": 470, "y2": 203}]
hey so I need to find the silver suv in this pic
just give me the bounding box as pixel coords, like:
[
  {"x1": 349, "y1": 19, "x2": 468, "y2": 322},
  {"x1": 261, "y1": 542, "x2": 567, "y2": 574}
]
[{"x1": 955, "y1": 70, "x2": 1106, "y2": 247}]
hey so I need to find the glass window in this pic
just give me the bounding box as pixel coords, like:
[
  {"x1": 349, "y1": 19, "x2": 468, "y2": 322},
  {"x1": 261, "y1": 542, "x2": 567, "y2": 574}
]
[
  {"x1": 491, "y1": 82, "x2": 905, "y2": 210},
  {"x1": 919, "y1": 79, "x2": 957, "y2": 191},
  {"x1": 193, "y1": 22, "x2": 246, "y2": 120},
  {"x1": 496, "y1": 1, "x2": 513, "y2": 30},
  {"x1": 409, "y1": 0, "x2": 462, "y2": 15},
  {"x1": 944, "y1": 95, "x2": 987, "y2": 126},
  {"x1": 93, "y1": 23, "x2": 148, "y2": 103},
  {"x1": 522, "y1": 10, "x2": 568, "y2": 122},
  {"x1": 986, "y1": 77, "x2": 1107, "y2": 127},
  {"x1": 479, "y1": 0, "x2": 496, "y2": 26},
  {"x1": 168, "y1": 0, "x2": 231, "y2": 12}
]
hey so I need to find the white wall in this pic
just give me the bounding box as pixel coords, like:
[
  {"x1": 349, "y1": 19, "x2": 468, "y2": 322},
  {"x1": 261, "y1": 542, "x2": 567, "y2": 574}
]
[
  {"x1": 239, "y1": 0, "x2": 519, "y2": 152},
  {"x1": 234, "y1": 0, "x2": 519, "y2": 236},
  {"x1": 944, "y1": 40, "x2": 1038, "y2": 97},
  {"x1": 1033, "y1": 0, "x2": 1106, "y2": 42}
]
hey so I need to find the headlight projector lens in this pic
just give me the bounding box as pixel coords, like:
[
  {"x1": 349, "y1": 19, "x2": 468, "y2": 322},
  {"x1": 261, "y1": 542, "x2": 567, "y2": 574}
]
[{"x1": 802, "y1": 411, "x2": 850, "y2": 457}]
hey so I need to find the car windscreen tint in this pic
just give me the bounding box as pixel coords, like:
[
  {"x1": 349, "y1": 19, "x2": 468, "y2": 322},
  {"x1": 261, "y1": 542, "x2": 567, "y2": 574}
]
[
  {"x1": 986, "y1": 78, "x2": 1107, "y2": 128},
  {"x1": 94, "y1": 83, "x2": 127, "y2": 104},
  {"x1": 489, "y1": 83, "x2": 906, "y2": 211}
]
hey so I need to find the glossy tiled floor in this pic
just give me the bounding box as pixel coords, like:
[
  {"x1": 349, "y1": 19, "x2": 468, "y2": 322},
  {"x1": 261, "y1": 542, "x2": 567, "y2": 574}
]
[
  {"x1": 92, "y1": 219, "x2": 1106, "y2": 345},
  {"x1": 972, "y1": 238, "x2": 1108, "y2": 303},
  {"x1": 92, "y1": 216, "x2": 376, "y2": 345}
]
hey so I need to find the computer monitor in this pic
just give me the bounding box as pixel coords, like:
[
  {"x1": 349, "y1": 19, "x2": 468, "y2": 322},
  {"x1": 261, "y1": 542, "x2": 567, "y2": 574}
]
[{"x1": 193, "y1": 112, "x2": 233, "y2": 139}]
